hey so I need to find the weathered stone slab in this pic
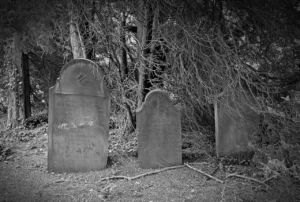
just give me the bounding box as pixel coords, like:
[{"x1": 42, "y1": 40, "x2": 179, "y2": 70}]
[
  {"x1": 136, "y1": 89, "x2": 182, "y2": 169},
  {"x1": 48, "y1": 59, "x2": 110, "y2": 173},
  {"x1": 215, "y1": 91, "x2": 258, "y2": 159}
]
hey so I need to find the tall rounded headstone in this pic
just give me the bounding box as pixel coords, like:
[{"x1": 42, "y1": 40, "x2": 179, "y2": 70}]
[
  {"x1": 136, "y1": 89, "x2": 182, "y2": 169},
  {"x1": 48, "y1": 59, "x2": 110, "y2": 173}
]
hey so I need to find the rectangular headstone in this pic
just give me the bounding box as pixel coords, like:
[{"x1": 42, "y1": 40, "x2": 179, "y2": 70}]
[
  {"x1": 48, "y1": 59, "x2": 110, "y2": 173},
  {"x1": 215, "y1": 91, "x2": 258, "y2": 159},
  {"x1": 136, "y1": 89, "x2": 182, "y2": 169}
]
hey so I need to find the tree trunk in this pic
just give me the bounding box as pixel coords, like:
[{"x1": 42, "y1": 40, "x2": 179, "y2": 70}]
[
  {"x1": 136, "y1": 1, "x2": 166, "y2": 107},
  {"x1": 119, "y1": 11, "x2": 136, "y2": 130},
  {"x1": 120, "y1": 11, "x2": 128, "y2": 81},
  {"x1": 137, "y1": 0, "x2": 152, "y2": 107},
  {"x1": 85, "y1": 0, "x2": 96, "y2": 60},
  {"x1": 7, "y1": 68, "x2": 17, "y2": 128},
  {"x1": 7, "y1": 33, "x2": 21, "y2": 128},
  {"x1": 22, "y1": 52, "x2": 31, "y2": 119},
  {"x1": 69, "y1": 2, "x2": 86, "y2": 59}
]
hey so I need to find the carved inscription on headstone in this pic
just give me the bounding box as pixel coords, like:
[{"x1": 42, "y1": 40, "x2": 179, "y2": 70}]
[
  {"x1": 136, "y1": 90, "x2": 182, "y2": 169},
  {"x1": 48, "y1": 59, "x2": 110, "y2": 173},
  {"x1": 215, "y1": 91, "x2": 258, "y2": 159}
]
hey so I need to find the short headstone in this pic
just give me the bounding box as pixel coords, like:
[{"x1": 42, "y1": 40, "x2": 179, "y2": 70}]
[
  {"x1": 136, "y1": 89, "x2": 182, "y2": 169},
  {"x1": 48, "y1": 59, "x2": 110, "y2": 173},
  {"x1": 214, "y1": 91, "x2": 258, "y2": 159}
]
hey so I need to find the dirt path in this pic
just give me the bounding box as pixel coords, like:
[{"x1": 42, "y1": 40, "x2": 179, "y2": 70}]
[{"x1": 0, "y1": 127, "x2": 300, "y2": 202}]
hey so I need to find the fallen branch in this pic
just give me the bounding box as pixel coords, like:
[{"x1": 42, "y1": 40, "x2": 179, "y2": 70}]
[
  {"x1": 185, "y1": 163, "x2": 224, "y2": 183},
  {"x1": 227, "y1": 173, "x2": 272, "y2": 189},
  {"x1": 263, "y1": 175, "x2": 277, "y2": 183},
  {"x1": 221, "y1": 178, "x2": 228, "y2": 200},
  {"x1": 206, "y1": 164, "x2": 220, "y2": 180},
  {"x1": 99, "y1": 165, "x2": 186, "y2": 181},
  {"x1": 188, "y1": 162, "x2": 210, "y2": 165},
  {"x1": 100, "y1": 163, "x2": 224, "y2": 184},
  {"x1": 52, "y1": 180, "x2": 94, "y2": 185},
  {"x1": 54, "y1": 180, "x2": 68, "y2": 183}
]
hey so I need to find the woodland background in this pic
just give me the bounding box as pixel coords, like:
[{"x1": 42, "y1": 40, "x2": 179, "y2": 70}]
[{"x1": 0, "y1": 0, "x2": 300, "y2": 168}]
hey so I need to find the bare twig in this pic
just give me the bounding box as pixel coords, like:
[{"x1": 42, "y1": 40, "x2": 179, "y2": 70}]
[
  {"x1": 100, "y1": 163, "x2": 224, "y2": 184},
  {"x1": 263, "y1": 175, "x2": 278, "y2": 183},
  {"x1": 206, "y1": 164, "x2": 220, "y2": 180},
  {"x1": 53, "y1": 179, "x2": 95, "y2": 185},
  {"x1": 54, "y1": 180, "x2": 68, "y2": 183},
  {"x1": 221, "y1": 177, "x2": 228, "y2": 201},
  {"x1": 99, "y1": 165, "x2": 186, "y2": 181},
  {"x1": 185, "y1": 163, "x2": 224, "y2": 183},
  {"x1": 188, "y1": 162, "x2": 210, "y2": 165},
  {"x1": 100, "y1": 175, "x2": 131, "y2": 181},
  {"x1": 227, "y1": 173, "x2": 272, "y2": 189}
]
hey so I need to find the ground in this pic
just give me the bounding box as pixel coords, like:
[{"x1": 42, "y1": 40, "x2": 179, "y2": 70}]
[{"x1": 0, "y1": 122, "x2": 300, "y2": 202}]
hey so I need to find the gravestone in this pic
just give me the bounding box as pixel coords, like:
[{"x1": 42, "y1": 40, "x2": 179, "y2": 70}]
[
  {"x1": 136, "y1": 89, "x2": 182, "y2": 169},
  {"x1": 214, "y1": 91, "x2": 258, "y2": 159},
  {"x1": 48, "y1": 59, "x2": 110, "y2": 173}
]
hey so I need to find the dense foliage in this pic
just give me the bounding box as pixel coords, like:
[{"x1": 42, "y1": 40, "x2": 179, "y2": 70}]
[{"x1": 0, "y1": 0, "x2": 300, "y2": 166}]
